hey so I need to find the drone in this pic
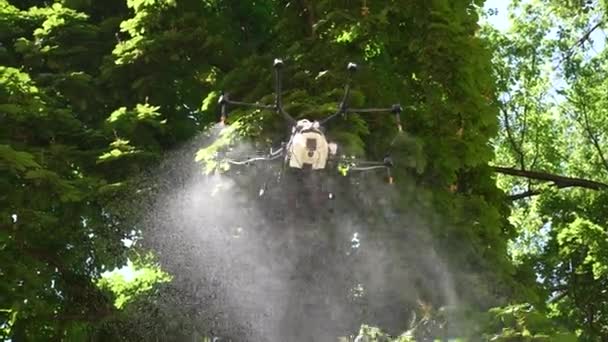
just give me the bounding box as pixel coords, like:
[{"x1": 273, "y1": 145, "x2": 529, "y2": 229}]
[{"x1": 216, "y1": 58, "x2": 404, "y2": 190}]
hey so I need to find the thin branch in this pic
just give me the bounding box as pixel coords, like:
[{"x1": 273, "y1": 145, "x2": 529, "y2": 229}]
[
  {"x1": 548, "y1": 290, "x2": 569, "y2": 303},
  {"x1": 493, "y1": 166, "x2": 608, "y2": 190},
  {"x1": 507, "y1": 182, "x2": 573, "y2": 200},
  {"x1": 579, "y1": 103, "x2": 608, "y2": 175},
  {"x1": 501, "y1": 107, "x2": 527, "y2": 170},
  {"x1": 500, "y1": 50, "x2": 537, "y2": 172},
  {"x1": 556, "y1": 20, "x2": 604, "y2": 68},
  {"x1": 299, "y1": 0, "x2": 316, "y2": 39},
  {"x1": 518, "y1": 53, "x2": 536, "y2": 166},
  {"x1": 529, "y1": 115, "x2": 541, "y2": 170},
  {"x1": 508, "y1": 189, "x2": 542, "y2": 200}
]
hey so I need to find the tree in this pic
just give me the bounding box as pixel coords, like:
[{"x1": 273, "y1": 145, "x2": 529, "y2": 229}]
[
  {"x1": 192, "y1": 0, "x2": 527, "y2": 339},
  {"x1": 0, "y1": 0, "x2": 548, "y2": 340},
  {"x1": 482, "y1": 0, "x2": 608, "y2": 339},
  {"x1": 0, "y1": 0, "x2": 255, "y2": 338},
  {"x1": 1, "y1": 2, "x2": 128, "y2": 339}
]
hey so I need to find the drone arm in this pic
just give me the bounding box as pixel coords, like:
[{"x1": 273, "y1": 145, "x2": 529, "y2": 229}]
[
  {"x1": 341, "y1": 155, "x2": 395, "y2": 183},
  {"x1": 223, "y1": 99, "x2": 275, "y2": 110},
  {"x1": 277, "y1": 107, "x2": 296, "y2": 125},
  {"x1": 337, "y1": 63, "x2": 357, "y2": 112},
  {"x1": 218, "y1": 93, "x2": 276, "y2": 123},
  {"x1": 345, "y1": 104, "x2": 403, "y2": 132},
  {"x1": 320, "y1": 63, "x2": 403, "y2": 133},
  {"x1": 218, "y1": 59, "x2": 296, "y2": 125},
  {"x1": 273, "y1": 59, "x2": 297, "y2": 125},
  {"x1": 320, "y1": 62, "x2": 357, "y2": 125},
  {"x1": 345, "y1": 107, "x2": 392, "y2": 113}
]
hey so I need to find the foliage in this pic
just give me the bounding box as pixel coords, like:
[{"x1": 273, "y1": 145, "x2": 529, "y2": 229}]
[
  {"x1": 481, "y1": 0, "x2": 608, "y2": 340},
  {"x1": 198, "y1": 0, "x2": 520, "y2": 319},
  {"x1": 97, "y1": 254, "x2": 172, "y2": 309},
  {"x1": 4, "y1": 0, "x2": 604, "y2": 340},
  {"x1": 480, "y1": 304, "x2": 577, "y2": 341},
  {"x1": 353, "y1": 324, "x2": 415, "y2": 342}
]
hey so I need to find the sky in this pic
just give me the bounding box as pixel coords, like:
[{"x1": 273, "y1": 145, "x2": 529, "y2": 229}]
[
  {"x1": 484, "y1": 0, "x2": 510, "y2": 31},
  {"x1": 483, "y1": 0, "x2": 606, "y2": 50},
  {"x1": 482, "y1": 0, "x2": 607, "y2": 103}
]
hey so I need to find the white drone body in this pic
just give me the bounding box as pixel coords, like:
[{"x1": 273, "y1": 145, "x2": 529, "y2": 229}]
[{"x1": 287, "y1": 119, "x2": 337, "y2": 170}]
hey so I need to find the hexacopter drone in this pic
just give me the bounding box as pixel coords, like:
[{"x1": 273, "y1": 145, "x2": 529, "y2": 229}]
[{"x1": 217, "y1": 58, "x2": 403, "y2": 187}]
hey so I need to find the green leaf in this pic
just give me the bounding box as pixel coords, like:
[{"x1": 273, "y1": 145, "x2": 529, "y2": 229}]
[{"x1": 0, "y1": 145, "x2": 41, "y2": 173}]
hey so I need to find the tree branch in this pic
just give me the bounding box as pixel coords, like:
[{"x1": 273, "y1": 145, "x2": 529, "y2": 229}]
[
  {"x1": 518, "y1": 53, "x2": 536, "y2": 165},
  {"x1": 493, "y1": 166, "x2": 608, "y2": 191},
  {"x1": 501, "y1": 107, "x2": 527, "y2": 170},
  {"x1": 299, "y1": 0, "x2": 316, "y2": 39},
  {"x1": 556, "y1": 20, "x2": 604, "y2": 68},
  {"x1": 548, "y1": 290, "x2": 569, "y2": 303},
  {"x1": 507, "y1": 189, "x2": 542, "y2": 201},
  {"x1": 579, "y1": 103, "x2": 608, "y2": 175},
  {"x1": 506, "y1": 182, "x2": 578, "y2": 200},
  {"x1": 0, "y1": 223, "x2": 118, "y2": 325},
  {"x1": 529, "y1": 116, "x2": 541, "y2": 170}
]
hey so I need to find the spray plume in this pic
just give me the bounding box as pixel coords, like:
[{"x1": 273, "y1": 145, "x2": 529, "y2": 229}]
[{"x1": 122, "y1": 128, "x2": 467, "y2": 341}]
